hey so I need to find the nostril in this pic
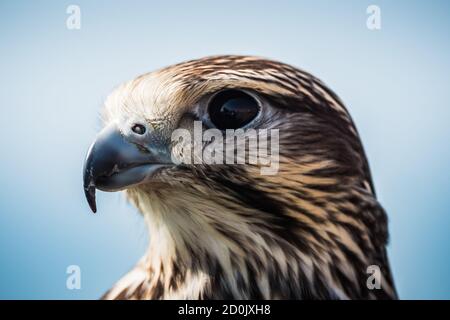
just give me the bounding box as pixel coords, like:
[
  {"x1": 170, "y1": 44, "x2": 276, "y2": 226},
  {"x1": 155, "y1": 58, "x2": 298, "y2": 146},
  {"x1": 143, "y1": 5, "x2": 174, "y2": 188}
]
[{"x1": 131, "y1": 124, "x2": 146, "y2": 135}]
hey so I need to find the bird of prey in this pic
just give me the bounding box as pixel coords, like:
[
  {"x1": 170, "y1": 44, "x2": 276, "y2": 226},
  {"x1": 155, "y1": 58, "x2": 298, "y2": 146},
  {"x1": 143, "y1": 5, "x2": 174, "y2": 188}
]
[{"x1": 83, "y1": 55, "x2": 397, "y2": 299}]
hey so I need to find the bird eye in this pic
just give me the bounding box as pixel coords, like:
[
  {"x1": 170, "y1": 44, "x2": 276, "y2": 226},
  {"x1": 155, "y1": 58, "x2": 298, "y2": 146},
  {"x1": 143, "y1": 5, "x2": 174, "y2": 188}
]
[
  {"x1": 131, "y1": 124, "x2": 146, "y2": 135},
  {"x1": 208, "y1": 90, "x2": 259, "y2": 130}
]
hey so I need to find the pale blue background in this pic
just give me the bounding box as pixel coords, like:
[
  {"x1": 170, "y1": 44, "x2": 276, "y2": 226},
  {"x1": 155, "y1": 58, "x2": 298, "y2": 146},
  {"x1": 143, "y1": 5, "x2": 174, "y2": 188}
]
[{"x1": 0, "y1": 0, "x2": 449, "y2": 299}]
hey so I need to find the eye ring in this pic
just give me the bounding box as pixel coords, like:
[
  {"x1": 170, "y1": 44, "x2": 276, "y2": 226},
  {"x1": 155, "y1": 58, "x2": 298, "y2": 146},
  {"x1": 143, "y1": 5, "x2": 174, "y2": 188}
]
[
  {"x1": 207, "y1": 89, "x2": 260, "y2": 130},
  {"x1": 131, "y1": 123, "x2": 146, "y2": 135}
]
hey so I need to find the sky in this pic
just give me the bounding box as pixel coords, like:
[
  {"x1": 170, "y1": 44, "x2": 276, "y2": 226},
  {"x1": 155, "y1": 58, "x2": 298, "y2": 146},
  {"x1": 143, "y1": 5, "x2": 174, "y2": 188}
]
[{"x1": 0, "y1": 0, "x2": 449, "y2": 299}]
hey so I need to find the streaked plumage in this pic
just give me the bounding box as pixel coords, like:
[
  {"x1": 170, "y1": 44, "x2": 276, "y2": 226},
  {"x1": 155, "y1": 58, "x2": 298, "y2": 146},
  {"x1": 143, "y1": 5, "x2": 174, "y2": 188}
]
[{"x1": 86, "y1": 55, "x2": 397, "y2": 299}]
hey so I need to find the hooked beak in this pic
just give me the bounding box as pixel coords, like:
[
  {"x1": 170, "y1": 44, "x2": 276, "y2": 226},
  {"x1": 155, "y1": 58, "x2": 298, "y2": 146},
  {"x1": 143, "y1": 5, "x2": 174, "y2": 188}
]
[{"x1": 83, "y1": 123, "x2": 170, "y2": 213}]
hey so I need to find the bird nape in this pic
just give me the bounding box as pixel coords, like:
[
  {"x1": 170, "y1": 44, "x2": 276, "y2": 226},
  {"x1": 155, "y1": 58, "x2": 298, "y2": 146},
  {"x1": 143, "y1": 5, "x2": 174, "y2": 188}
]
[{"x1": 83, "y1": 55, "x2": 397, "y2": 300}]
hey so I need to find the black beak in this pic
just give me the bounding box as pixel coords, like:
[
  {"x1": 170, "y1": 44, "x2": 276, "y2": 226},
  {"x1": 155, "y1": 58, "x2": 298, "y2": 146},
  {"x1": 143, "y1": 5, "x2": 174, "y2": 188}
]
[{"x1": 83, "y1": 124, "x2": 170, "y2": 213}]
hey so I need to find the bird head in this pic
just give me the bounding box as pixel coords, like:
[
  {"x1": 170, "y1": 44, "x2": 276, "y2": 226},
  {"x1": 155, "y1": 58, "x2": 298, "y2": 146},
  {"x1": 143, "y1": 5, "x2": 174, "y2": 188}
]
[{"x1": 83, "y1": 56, "x2": 395, "y2": 299}]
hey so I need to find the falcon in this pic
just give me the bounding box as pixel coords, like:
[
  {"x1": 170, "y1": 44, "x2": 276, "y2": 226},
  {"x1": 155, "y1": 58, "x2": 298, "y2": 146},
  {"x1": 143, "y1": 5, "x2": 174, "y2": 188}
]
[{"x1": 83, "y1": 55, "x2": 397, "y2": 299}]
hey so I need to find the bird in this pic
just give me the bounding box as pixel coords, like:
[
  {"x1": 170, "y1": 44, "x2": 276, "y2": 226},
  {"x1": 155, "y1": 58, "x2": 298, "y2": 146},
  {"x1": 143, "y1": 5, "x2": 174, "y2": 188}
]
[{"x1": 83, "y1": 55, "x2": 397, "y2": 299}]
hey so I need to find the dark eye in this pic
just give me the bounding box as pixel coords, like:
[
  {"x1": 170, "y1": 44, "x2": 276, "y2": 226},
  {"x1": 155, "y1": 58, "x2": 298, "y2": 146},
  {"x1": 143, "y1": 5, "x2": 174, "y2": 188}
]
[
  {"x1": 131, "y1": 124, "x2": 146, "y2": 135},
  {"x1": 208, "y1": 90, "x2": 259, "y2": 130}
]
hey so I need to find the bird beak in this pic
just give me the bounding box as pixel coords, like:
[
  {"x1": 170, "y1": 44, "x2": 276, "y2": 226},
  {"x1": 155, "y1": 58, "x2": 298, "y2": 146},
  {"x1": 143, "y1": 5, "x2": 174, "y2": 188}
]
[{"x1": 83, "y1": 123, "x2": 170, "y2": 213}]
